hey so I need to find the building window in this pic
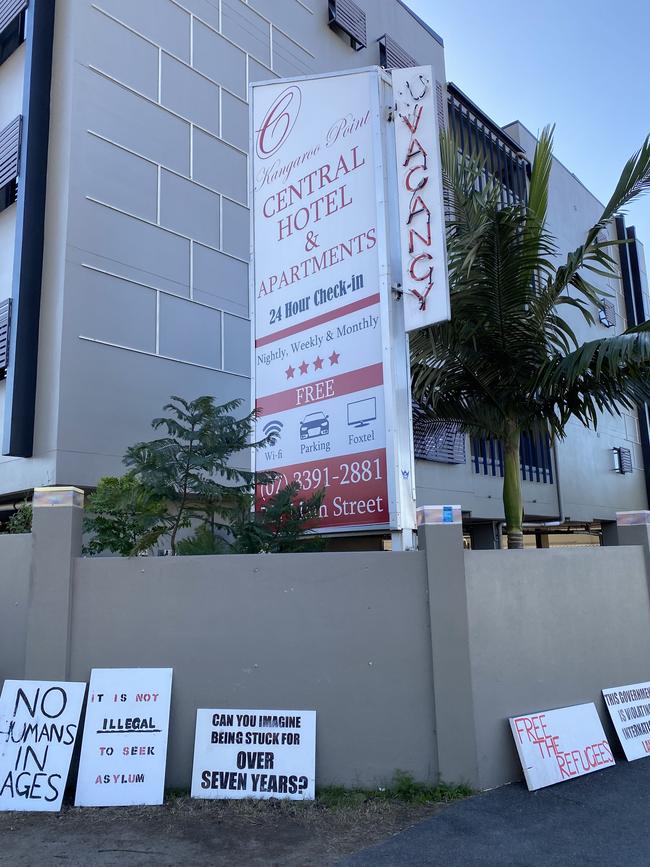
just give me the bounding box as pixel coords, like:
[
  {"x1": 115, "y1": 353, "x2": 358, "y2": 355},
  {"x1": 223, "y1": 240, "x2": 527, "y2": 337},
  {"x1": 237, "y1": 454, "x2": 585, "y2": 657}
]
[
  {"x1": 0, "y1": 297, "x2": 11, "y2": 379},
  {"x1": 471, "y1": 432, "x2": 554, "y2": 484},
  {"x1": 328, "y1": 0, "x2": 366, "y2": 50},
  {"x1": 0, "y1": 115, "x2": 21, "y2": 213},
  {"x1": 412, "y1": 404, "x2": 466, "y2": 464},
  {"x1": 0, "y1": 0, "x2": 27, "y2": 65},
  {"x1": 447, "y1": 83, "x2": 529, "y2": 205},
  {"x1": 378, "y1": 34, "x2": 417, "y2": 69}
]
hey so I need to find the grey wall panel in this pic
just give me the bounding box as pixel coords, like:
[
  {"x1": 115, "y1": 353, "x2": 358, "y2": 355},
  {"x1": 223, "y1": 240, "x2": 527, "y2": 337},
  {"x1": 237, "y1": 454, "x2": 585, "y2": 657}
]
[
  {"x1": 192, "y1": 242, "x2": 248, "y2": 316},
  {"x1": 84, "y1": 133, "x2": 158, "y2": 223},
  {"x1": 466, "y1": 546, "x2": 650, "y2": 788},
  {"x1": 83, "y1": 69, "x2": 191, "y2": 176},
  {"x1": 221, "y1": 0, "x2": 271, "y2": 66},
  {"x1": 220, "y1": 89, "x2": 248, "y2": 150},
  {"x1": 69, "y1": 550, "x2": 436, "y2": 788},
  {"x1": 76, "y1": 268, "x2": 157, "y2": 353},
  {"x1": 0, "y1": 533, "x2": 31, "y2": 682},
  {"x1": 159, "y1": 169, "x2": 220, "y2": 249},
  {"x1": 272, "y1": 27, "x2": 313, "y2": 77},
  {"x1": 221, "y1": 197, "x2": 249, "y2": 261},
  {"x1": 191, "y1": 19, "x2": 247, "y2": 99},
  {"x1": 87, "y1": 6, "x2": 159, "y2": 100},
  {"x1": 177, "y1": 0, "x2": 220, "y2": 32},
  {"x1": 75, "y1": 200, "x2": 191, "y2": 297},
  {"x1": 192, "y1": 128, "x2": 247, "y2": 204},
  {"x1": 158, "y1": 292, "x2": 221, "y2": 368},
  {"x1": 55, "y1": 340, "x2": 251, "y2": 486},
  {"x1": 248, "y1": 0, "x2": 315, "y2": 49},
  {"x1": 223, "y1": 313, "x2": 251, "y2": 376},
  {"x1": 248, "y1": 56, "x2": 277, "y2": 84},
  {"x1": 94, "y1": 0, "x2": 191, "y2": 63},
  {"x1": 161, "y1": 52, "x2": 220, "y2": 137}
]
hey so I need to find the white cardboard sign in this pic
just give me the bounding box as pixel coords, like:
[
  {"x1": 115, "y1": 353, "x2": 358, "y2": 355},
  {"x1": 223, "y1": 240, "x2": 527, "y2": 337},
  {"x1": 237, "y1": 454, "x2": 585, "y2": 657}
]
[
  {"x1": 392, "y1": 65, "x2": 450, "y2": 331},
  {"x1": 510, "y1": 702, "x2": 614, "y2": 790},
  {"x1": 191, "y1": 709, "x2": 316, "y2": 800},
  {"x1": 74, "y1": 668, "x2": 173, "y2": 806},
  {"x1": 602, "y1": 681, "x2": 650, "y2": 760},
  {"x1": 0, "y1": 679, "x2": 86, "y2": 811}
]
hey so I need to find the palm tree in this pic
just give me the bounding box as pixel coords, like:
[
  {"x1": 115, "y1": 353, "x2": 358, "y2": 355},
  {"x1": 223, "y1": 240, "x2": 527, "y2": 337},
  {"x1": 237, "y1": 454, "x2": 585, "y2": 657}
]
[{"x1": 410, "y1": 128, "x2": 650, "y2": 549}]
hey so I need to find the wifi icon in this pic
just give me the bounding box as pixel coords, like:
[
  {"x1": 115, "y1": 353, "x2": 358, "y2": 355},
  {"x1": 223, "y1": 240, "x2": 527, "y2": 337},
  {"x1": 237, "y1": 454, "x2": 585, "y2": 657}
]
[{"x1": 263, "y1": 419, "x2": 284, "y2": 439}]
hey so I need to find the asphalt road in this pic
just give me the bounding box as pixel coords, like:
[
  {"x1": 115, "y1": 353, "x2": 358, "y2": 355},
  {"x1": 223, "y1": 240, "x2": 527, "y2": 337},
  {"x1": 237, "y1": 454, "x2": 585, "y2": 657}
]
[{"x1": 338, "y1": 759, "x2": 650, "y2": 866}]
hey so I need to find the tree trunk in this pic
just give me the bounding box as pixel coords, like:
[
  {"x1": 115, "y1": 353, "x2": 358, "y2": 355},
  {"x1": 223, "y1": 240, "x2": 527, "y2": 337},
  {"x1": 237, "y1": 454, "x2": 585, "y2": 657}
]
[{"x1": 503, "y1": 425, "x2": 524, "y2": 550}]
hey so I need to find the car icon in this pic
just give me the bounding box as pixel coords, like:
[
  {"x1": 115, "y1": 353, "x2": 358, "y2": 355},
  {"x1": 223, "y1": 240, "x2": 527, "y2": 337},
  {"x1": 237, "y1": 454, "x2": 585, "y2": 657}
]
[{"x1": 300, "y1": 411, "x2": 329, "y2": 439}]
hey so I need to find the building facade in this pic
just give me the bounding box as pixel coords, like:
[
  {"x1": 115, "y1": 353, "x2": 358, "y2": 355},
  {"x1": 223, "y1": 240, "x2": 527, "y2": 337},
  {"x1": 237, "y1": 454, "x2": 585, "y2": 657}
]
[{"x1": 0, "y1": 0, "x2": 647, "y2": 545}]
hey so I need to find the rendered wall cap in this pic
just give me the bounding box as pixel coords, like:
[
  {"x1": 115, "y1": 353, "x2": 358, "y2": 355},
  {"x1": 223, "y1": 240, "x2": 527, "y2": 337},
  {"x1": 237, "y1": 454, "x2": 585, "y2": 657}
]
[
  {"x1": 616, "y1": 510, "x2": 650, "y2": 526},
  {"x1": 33, "y1": 486, "x2": 84, "y2": 508},
  {"x1": 417, "y1": 504, "x2": 462, "y2": 525}
]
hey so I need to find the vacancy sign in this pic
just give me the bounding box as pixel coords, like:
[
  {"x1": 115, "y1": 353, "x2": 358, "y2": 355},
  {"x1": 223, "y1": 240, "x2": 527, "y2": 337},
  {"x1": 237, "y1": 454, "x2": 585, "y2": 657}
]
[
  {"x1": 603, "y1": 681, "x2": 650, "y2": 760},
  {"x1": 191, "y1": 709, "x2": 316, "y2": 800},
  {"x1": 510, "y1": 703, "x2": 614, "y2": 791},
  {"x1": 75, "y1": 668, "x2": 173, "y2": 806},
  {"x1": 0, "y1": 680, "x2": 86, "y2": 811},
  {"x1": 251, "y1": 71, "x2": 392, "y2": 531},
  {"x1": 393, "y1": 66, "x2": 449, "y2": 331}
]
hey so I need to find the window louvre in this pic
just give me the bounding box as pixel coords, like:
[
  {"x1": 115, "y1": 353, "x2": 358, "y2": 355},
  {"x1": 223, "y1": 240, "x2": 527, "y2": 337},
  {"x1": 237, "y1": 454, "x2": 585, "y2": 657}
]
[
  {"x1": 412, "y1": 404, "x2": 466, "y2": 464},
  {"x1": 0, "y1": 297, "x2": 11, "y2": 379},
  {"x1": 0, "y1": 115, "x2": 21, "y2": 197},
  {"x1": 328, "y1": 0, "x2": 366, "y2": 50},
  {"x1": 0, "y1": 0, "x2": 27, "y2": 36},
  {"x1": 617, "y1": 447, "x2": 633, "y2": 474},
  {"x1": 599, "y1": 299, "x2": 616, "y2": 328},
  {"x1": 378, "y1": 34, "x2": 417, "y2": 69}
]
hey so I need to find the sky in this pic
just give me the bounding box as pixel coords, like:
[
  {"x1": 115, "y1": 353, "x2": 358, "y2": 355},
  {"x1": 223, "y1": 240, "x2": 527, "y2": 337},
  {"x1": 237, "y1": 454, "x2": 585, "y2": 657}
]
[{"x1": 405, "y1": 0, "x2": 650, "y2": 251}]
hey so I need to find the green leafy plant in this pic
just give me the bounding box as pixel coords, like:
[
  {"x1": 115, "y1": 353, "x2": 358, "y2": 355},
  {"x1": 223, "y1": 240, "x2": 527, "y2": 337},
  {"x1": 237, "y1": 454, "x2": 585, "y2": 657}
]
[
  {"x1": 6, "y1": 500, "x2": 32, "y2": 534},
  {"x1": 83, "y1": 473, "x2": 168, "y2": 556},
  {"x1": 411, "y1": 128, "x2": 650, "y2": 548},
  {"x1": 232, "y1": 482, "x2": 325, "y2": 554},
  {"x1": 123, "y1": 395, "x2": 272, "y2": 555}
]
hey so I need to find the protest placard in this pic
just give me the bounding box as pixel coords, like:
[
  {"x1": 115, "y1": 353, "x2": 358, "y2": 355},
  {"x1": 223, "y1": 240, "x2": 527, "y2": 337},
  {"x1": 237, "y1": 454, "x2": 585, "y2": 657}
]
[
  {"x1": 74, "y1": 668, "x2": 173, "y2": 806},
  {"x1": 0, "y1": 680, "x2": 86, "y2": 811},
  {"x1": 191, "y1": 709, "x2": 316, "y2": 800},
  {"x1": 510, "y1": 702, "x2": 614, "y2": 790},
  {"x1": 603, "y1": 681, "x2": 650, "y2": 760}
]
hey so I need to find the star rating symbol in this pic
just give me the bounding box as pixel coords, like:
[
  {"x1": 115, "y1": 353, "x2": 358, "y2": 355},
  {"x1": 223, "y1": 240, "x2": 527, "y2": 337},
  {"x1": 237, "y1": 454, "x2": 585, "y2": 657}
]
[
  {"x1": 313, "y1": 356, "x2": 324, "y2": 371},
  {"x1": 299, "y1": 360, "x2": 309, "y2": 375},
  {"x1": 285, "y1": 365, "x2": 295, "y2": 379},
  {"x1": 329, "y1": 350, "x2": 340, "y2": 366}
]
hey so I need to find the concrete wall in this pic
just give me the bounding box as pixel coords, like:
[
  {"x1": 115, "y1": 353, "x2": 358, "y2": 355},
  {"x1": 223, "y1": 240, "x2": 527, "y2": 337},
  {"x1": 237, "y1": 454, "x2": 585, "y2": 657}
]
[
  {"x1": 465, "y1": 545, "x2": 650, "y2": 789},
  {"x1": 5, "y1": 501, "x2": 650, "y2": 793},
  {"x1": 69, "y1": 550, "x2": 436, "y2": 788},
  {"x1": 0, "y1": 533, "x2": 31, "y2": 683}
]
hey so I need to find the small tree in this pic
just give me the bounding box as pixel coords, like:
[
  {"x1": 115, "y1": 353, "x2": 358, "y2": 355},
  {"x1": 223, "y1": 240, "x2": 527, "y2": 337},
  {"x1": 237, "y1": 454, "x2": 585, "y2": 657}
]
[
  {"x1": 123, "y1": 395, "x2": 272, "y2": 555},
  {"x1": 411, "y1": 128, "x2": 650, "y2": 548},
  {"x1": 232, "y1": 482, "x2": 325, "y2": 554},
  {"x1": 83, "y1": 474, "x2": 167, "y2": 556}
]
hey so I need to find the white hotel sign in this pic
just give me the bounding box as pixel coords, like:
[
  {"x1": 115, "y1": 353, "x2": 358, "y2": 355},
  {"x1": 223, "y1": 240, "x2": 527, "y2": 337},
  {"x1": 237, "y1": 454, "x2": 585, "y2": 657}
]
[
  {"x1": 251, "y1": 70, "x2": 400, "y2": 533},
  {"x1": 250, "y1": 67, "x2": 448, "y2": 535},
  {"x1": 392, "y1": 66, "x2": 450, "y2": 331}
]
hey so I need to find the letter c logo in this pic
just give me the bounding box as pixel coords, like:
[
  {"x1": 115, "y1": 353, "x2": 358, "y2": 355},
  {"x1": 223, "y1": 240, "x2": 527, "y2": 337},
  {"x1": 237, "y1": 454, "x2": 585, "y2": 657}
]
[{"x1": 256, "y1": 86, "x2": 302, "y2": 159}]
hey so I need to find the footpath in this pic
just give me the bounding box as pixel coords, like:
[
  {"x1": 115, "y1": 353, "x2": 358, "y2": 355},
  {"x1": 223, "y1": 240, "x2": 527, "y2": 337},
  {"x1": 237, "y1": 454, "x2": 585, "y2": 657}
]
[
  {"x1": 339, "y1": 759, "x2": 649, "y2": 866},
  {"x1": 2, "y1": 760, "x2": 649, "y2": 865}
]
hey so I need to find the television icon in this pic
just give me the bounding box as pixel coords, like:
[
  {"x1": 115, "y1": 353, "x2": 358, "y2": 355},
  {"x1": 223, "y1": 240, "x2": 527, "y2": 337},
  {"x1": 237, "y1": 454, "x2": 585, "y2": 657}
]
[{"x1": 347, "y1": 397, "x2": 376, "y2": 428}]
